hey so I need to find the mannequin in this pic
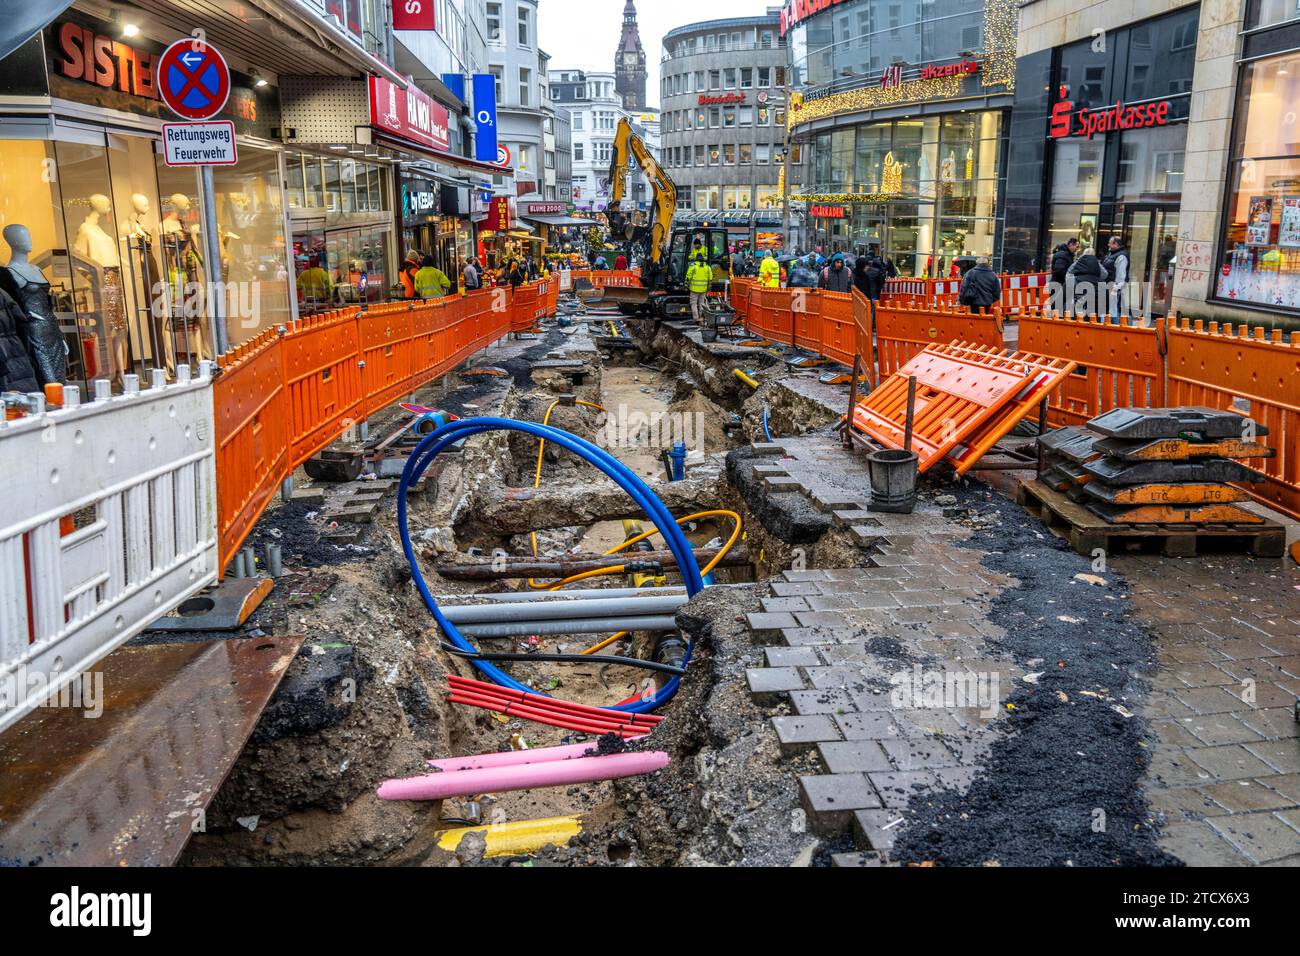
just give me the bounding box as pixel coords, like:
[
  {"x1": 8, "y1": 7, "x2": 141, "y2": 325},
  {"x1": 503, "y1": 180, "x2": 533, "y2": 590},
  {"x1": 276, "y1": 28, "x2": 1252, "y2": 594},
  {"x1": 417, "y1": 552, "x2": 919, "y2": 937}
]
[
  {"x1": 161, "y1": 192, "x2": 207, "y2": 362},
  {"x1": 75, "y1": 194, "x2": 120, "y2": 267},
  {"x1": 72, "y1": 193, "x2": 130, "y2": 382},
  {"x1": 122, "y1": 193, "x2": 173, "y2": 377},
  {"x1": 0, "y1": 223, "x2": 67, "y2": 386}
]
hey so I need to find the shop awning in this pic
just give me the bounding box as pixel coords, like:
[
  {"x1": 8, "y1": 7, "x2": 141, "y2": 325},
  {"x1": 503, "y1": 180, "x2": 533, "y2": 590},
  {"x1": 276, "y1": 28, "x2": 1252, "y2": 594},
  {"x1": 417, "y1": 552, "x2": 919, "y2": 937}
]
[
  {"x1": 370, "y1": 131, "x2": 512, "y2": 179},
  {"x1": 1, "y1": 1, "x2": 72, "y2": 62}
]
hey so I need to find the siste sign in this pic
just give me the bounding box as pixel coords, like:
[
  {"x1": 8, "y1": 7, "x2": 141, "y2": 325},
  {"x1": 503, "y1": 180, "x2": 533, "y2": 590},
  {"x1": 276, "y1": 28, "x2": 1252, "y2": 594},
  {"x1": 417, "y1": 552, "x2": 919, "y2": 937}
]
[{"x1": 1048, "y1": 85, "x2": 1171, "y2": 140}]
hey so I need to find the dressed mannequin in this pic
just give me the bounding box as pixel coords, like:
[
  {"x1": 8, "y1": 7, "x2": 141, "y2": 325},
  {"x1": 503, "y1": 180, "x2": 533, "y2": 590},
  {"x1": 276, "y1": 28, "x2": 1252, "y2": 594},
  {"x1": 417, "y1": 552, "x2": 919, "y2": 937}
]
[
  {"x1": 73, "y1": 193, "x2": 132, "y2": 382},
  {"x1": 0, "y1": 223, "x2": 68, "y2": 386},
  {"x1": 121, "y1": 192, "x2": 173, "y2": 376},
  {"x1": 161, "y1": 192, "x2": 207, "y2": 362}
]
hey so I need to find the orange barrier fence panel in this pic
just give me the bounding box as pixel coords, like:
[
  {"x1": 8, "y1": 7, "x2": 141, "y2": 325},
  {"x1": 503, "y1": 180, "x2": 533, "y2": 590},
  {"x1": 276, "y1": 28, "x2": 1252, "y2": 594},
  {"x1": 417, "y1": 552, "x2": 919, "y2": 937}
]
[
  {"x1": 359, "y1": 304, "x2": 417, "y2": 416},
  {"x1": 282, "y1": 309, "x2": 365, "y2": 468},
  {"x1": 818, "y1": 290, "x2": 856, "y2": 367},
  {"x1": 941, "y1": 344, "x2": 1077, "y2": 476},
  {"x1": 510, "y1": 283, "x2": 540, "y2": 333},
  {"x1": 1166, "y1": 318, "x2": 1300, "y2": 521},
  {"x1": 851, "y1": 341, "x2": 1036, "y2": 473},
  {"x1": 755, "y1": 286, "x2": 795, "y2": 347},
  {"x1": 214, "y1": 332, "x2": 289, "y2": 571},
  {"x1": 852, "y1": 288, "x2": 874, "y2": 376},
  {"x1": 1016, "y1": 311, "x2": 1165, "y2": 427},
  {"x1": 873, "y1": 303, "x2": 1003, "y2": 378},
  {"x1": 792, "y1": 288, "x2": 824, "y2": 353}
]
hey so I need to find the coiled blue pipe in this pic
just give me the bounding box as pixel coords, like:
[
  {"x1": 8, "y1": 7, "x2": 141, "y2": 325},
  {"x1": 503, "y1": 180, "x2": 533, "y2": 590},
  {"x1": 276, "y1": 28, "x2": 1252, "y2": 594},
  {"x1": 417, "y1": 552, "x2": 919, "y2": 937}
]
[
  {"x1": 397, "y1": 417, "x2": 705, "y2": 713},
  {"x1": 762, "y1": 405, "x2": 773, "y2": 442}
]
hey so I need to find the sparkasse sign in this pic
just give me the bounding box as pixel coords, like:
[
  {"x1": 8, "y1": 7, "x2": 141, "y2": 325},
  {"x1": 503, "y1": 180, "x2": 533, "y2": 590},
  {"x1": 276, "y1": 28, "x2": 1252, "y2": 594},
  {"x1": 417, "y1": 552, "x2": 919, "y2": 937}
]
[{"x1": 1048, "y1": 85, "x2": 1171, "y2": 140}]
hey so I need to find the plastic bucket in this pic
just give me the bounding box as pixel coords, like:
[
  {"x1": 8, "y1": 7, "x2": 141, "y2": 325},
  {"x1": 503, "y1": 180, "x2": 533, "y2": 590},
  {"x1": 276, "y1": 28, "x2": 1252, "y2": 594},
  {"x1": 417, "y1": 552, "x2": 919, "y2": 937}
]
[{"x1": 867, "y1": 449, "x2": 919, "y2": 514}]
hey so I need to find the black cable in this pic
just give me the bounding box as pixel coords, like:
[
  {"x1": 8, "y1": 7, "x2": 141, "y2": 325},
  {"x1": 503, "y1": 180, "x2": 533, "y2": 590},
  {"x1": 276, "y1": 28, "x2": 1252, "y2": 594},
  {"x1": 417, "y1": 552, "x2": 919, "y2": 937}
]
[{"x1": 439, "y1": 642, "x2": 686, "y2": 676}]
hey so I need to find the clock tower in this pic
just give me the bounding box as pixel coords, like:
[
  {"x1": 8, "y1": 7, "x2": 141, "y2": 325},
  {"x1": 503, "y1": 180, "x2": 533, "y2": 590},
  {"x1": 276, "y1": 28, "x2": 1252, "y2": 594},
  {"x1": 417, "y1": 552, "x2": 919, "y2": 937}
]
[{"x1": 614, "y1": 0, "x2": 647, "y2": 110}]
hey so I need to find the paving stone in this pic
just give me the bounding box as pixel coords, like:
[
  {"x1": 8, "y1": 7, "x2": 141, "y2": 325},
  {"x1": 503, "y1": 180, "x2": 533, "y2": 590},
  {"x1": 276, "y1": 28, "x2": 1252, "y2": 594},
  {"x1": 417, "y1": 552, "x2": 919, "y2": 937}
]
[
  {"x1": 760, "y1": 596, "x2": 811, "y2": 613},
  {"x1": 880, "y1": 737, "x2": 963, "y2": 771},
  {"x1": 780, "y1": 570, "x2": 830, "y2": 582},
  {"x1": 780, "y1": 627, "x2": 864, "y2": 647},
  {"x1": 1208, "y1": 811, "x2": 1300, "y2": 863},
  {"x1": 933, "y1": 765, "x2": 979, "y2": 794},
  {"x1": 832, "y1": 850, "x2": 886, "y2": 867},
  {"x1": 1184, "y1": 714, "x2": 1268, "y2": 747},
  {"x1": 817, "y1": 740, "x2": 893, "y2": 774},
  {"x1": 834, "y1": 712, "x2": 903, "y2": 740},
  {"x1": 746, "y1": 667, "x2": 806, "y2": 701},
  {"x1": 1150, "y1": 718, "x2": 1206, "y2": 748},
  {"x1": 770, "y1": 715, "x2": 843, "y2": 753},
  {"x1": 1173, "y1": 686, "x2": 1253, "y2": 715},
  {"x1": 868, "y1": 770, "x2": 941, "y2": 809},
  {"x1": 1185, "y1": 744, "x2": 1279, "y2": 781},
  {"x1": 1159, "y1": 821, "x2": 1253, "y2": 866},
  {"x1": 799, "y1": 773, "x2": 882, "y2": 834},
  {"x1": 1266, "y1": 773, "x2": 1300, "y2": 802},
  {"x1": 745, "y1": 612, "x2": 799, "y2": 640},
  {"x1": 1240, "y1": 707, "x2": 1300, "y2": 740},
  {"x1": 1200, "y1": 780, "x2": 1299, "y2": 814},
  {"x1": 853, "y1": 808, "x2": 908, "y2": 852},
  {"x1": 750, "y1": 442, "x2": 786, "y2": 456},
  {"x1": 770, "y1": 581, "x2": 823, "y2": 597},
  {"x1": 789, "y1": 688, "x2": 856, "y2": 716},
  {"x1": 764, "y1": 646, "x2": 820, "y2": 668},
  {"x1": 1243, "y1": 741, "x2": 1300, "y2": 774},
  {"x1": 1147, "y1": 785, "x2": 1229, "y2": 820}
]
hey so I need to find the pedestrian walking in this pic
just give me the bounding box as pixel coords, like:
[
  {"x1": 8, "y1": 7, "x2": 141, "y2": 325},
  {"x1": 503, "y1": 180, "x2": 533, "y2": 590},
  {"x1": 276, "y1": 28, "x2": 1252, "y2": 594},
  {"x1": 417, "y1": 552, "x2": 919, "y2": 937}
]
[
  {"x1": 822, "y1": 252, "x2": 852, "y2": 293},
  {"x1": 959, "y1": 256, "x2": 1001, "y2": 315},
  {"x1": 1067, "y1": 247, "x2": 1108, "y2": 316},
  {"x1": 1101, "y1": 235, "x2": 1130, "y2": 321}
]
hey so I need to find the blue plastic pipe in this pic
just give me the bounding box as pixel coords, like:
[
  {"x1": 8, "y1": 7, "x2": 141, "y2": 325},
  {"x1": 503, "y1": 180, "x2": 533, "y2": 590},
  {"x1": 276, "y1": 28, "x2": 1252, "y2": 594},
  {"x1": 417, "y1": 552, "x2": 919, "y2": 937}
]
[{"x1": 397, "y1": 417, "x2": 705, "y2": 713}]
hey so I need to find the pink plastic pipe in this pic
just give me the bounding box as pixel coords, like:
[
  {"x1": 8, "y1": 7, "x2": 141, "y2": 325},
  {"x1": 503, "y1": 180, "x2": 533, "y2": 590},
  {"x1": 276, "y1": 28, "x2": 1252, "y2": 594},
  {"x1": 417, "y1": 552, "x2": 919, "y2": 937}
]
[
  {"x1": 428, "y1": 739, "x2": 645, "y2": 773},
  {"x1": 378, "y1": 751, "x2": 670, "y2": 801}
]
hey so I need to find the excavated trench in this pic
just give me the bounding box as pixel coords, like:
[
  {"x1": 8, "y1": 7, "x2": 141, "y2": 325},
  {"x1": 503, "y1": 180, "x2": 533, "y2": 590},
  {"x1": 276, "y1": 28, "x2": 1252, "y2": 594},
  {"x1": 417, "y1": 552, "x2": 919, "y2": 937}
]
[{"x1": 178, "y1": 305, "x2": 880, "y2": 867}]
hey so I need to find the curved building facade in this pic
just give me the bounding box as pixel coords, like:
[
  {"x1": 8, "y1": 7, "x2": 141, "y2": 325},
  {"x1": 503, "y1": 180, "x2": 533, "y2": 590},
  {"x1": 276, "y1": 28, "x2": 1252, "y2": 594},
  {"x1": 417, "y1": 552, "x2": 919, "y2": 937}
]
[
  {"x1": 784, "y1": 0, "x2": 1017, "y2": 275},
  {"x1": 659, "y1": 12, "x2": 792, "y2": 247}
]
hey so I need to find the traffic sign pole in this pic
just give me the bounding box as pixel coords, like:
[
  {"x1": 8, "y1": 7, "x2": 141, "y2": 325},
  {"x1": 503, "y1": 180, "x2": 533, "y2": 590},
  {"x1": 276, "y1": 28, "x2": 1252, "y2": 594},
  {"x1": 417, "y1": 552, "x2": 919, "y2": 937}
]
[{"x1": 157, "y1": 37, "x2": 233, "y2": 357}]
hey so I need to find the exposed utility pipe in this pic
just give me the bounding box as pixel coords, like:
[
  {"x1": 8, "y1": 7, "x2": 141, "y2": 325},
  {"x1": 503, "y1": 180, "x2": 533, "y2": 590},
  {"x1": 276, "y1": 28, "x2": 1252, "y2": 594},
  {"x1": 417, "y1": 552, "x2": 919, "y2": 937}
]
[
  {"x1": 442, "y1": 644, "x2": 686, "y2": 675},
  {"x1": 377, "y1": 751, "x2": 671, "y2": 801},
  {"x1": 433, "y1": 545, "x2": 747, "y2": 581},
  {"x1": 458, "y1": 615, "x2": 678, "y2": 639},
  {"x1": 427, "y1": 740, "x2": 643, "y2": 772},
  {"x1": 440, "y1": 593, "x2": 688, "y2": 624},
  {"x1": 435, "y1": 586, "x2": 687, "y2": 604}
]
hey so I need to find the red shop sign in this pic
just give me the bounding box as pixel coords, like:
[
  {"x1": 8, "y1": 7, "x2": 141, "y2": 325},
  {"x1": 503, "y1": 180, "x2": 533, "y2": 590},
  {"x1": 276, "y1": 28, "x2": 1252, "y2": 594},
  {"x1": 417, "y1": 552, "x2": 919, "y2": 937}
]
[
  {"x1": 1048, "y1": 85, "x2": 1171, "y2": 140},
  {"x1": 369, "y1": 76, "x2": 450, "y2": 153},
  {"x1": 809, "y1": 204, "x2": 845, "y2": 219},
  {"x1": 487, "y1": 196, "x2": 512, "y2": 232},
  {"x1": 392, "y1": 0, "x2": 437, "y2": 31},
  {"x1": 698, "y1": 93, "x2": 744, "y2": 106}
]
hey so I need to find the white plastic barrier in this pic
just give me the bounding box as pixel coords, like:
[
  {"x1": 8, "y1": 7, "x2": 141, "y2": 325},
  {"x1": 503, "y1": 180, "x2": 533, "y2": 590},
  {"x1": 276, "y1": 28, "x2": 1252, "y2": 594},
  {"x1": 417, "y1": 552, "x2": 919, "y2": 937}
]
[{"x1": 0, "y1": 366, "x2": 219, "y2": 732}]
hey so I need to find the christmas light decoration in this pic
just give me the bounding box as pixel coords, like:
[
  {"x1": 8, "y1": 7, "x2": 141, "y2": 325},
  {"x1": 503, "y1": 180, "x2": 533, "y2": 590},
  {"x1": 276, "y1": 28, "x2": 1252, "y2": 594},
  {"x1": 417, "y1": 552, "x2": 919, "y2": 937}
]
[{"x1": 788, "y1": 0, "x2": 1018, "y2": 132}]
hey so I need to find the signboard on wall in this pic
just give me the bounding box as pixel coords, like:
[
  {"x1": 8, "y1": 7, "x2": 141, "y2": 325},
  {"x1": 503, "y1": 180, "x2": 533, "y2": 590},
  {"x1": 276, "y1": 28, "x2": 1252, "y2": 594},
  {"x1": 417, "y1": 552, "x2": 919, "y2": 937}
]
[
  {"x1": 698, "y1": 93, "x2": 744, "y2": 105},
  {"x1": 369, "y1": 75, "x2": 450, "y2": 153},
  {"x1": 472, "y1": 73, "x2": 498, "y2": 164},
  {"x1": 525, "y1": 202, "x2": 565, "y2": 215},
  {"x1": 487, "y1": 196, "x2": 512, "y2": 231},
  {"x1": 392, "y1": 0, "x2": 436, "y2": 31},
  {"x1": 1048, "y1": 85, "x2": 1171, "y2": 140}
]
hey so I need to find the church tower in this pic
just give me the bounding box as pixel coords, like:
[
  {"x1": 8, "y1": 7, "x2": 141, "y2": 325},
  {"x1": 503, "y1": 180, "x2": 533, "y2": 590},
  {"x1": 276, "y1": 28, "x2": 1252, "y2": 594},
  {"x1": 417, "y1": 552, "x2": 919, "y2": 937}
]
[{"x1": 614, "y1": 0, "x2": 647, "y2": 110}]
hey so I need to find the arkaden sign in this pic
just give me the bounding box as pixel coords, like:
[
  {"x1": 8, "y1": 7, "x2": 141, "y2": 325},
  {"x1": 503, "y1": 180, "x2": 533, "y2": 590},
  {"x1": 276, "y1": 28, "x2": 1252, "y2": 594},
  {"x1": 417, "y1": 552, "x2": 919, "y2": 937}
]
[
  {"x1": 369, "y1": 76, "x2": 450, "y2": 153},
  {"x1": 1048, "y1": 86, "x2": 1171, "y2": 140}
]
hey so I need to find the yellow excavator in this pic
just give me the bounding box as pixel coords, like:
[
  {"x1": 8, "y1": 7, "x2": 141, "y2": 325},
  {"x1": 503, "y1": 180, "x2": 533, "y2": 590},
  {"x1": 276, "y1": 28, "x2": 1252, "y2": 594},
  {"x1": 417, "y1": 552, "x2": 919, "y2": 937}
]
[{"x1": 602, "y1": 117, "x2": 732, "y2": 319}]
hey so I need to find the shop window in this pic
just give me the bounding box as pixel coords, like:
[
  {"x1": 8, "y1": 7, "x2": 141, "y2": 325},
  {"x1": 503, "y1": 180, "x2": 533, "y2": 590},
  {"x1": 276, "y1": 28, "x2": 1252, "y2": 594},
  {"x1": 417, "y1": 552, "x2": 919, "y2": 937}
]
[
  {"x1": 1248, "y1": 0, "x2": 1300, "y2": 29},
  {"x1": 723, "y1": 144, "x2": 736, "y2": 166},
  {"x1": 1115, "y1": 126, "x2": 1185, "y2": 204}
]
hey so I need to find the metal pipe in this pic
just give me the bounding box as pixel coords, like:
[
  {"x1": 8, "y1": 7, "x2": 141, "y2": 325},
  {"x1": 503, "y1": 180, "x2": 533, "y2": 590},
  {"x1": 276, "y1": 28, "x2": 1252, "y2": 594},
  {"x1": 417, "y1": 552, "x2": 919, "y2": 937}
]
[
  {"x1": 266, "y1": 543, "x2": 283, "y2": 578},
  {"x1": 441, "y1": 593, "x2": 687, "y2": 625},
  {"x1": 435, "y1": 586, "x2": 687, "y2": 604},
  {"x1": 457, "y1": 615, "x2": 678, "y2": 639}
]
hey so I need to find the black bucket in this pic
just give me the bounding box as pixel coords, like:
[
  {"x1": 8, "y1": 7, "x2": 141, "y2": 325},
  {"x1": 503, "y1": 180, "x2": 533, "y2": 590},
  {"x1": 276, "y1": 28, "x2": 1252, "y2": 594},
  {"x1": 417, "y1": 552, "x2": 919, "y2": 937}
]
[{"x1": 867, "y1": 449, "x2": 919, "y2": 514}]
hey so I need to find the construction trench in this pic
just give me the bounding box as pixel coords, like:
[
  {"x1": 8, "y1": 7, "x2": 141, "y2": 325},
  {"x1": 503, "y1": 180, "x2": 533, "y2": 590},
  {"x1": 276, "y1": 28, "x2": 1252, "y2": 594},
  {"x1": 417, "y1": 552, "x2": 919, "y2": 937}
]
[{"x1": 134, "y1": 288, "x2": 1300, "y2": 869}]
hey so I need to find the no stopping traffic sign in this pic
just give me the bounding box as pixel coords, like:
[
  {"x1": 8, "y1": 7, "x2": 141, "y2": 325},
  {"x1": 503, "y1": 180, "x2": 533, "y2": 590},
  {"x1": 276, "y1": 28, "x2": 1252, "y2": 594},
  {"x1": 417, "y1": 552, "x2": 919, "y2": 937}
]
[{"x1": 156, "y1": 39, "x2": 231, "y2": 121}]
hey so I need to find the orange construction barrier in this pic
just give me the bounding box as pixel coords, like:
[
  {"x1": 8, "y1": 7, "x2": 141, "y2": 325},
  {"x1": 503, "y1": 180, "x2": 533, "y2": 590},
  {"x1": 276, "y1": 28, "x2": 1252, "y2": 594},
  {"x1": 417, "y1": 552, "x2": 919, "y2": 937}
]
[
  {"x1": 1166, "y1": 317, "x2": 1300, "y2": 521},
  {"x1": 214, "y1": 283, "x2": 546, "y2": 570},
  {"x1": 873, "y1": 301, "x2": 1004, "y2": 378},
  {"x1": 1016, "y1": 311, "x2": 1165, "y2": 428}
]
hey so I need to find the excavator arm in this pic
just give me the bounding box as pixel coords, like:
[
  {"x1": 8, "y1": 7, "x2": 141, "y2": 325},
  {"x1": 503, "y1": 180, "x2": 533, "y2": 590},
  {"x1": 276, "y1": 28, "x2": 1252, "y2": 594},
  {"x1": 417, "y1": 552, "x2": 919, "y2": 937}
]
[{"x1": 607, "y1": 118, "x2": 677, "y2": 267}]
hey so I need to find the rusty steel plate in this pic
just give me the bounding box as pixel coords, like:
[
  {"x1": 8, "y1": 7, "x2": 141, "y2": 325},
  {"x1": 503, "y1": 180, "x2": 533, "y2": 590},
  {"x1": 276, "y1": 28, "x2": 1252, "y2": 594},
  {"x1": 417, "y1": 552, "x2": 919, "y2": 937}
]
[{"x1": 0, "y1": 635, "x2": 303, "y2": 867}]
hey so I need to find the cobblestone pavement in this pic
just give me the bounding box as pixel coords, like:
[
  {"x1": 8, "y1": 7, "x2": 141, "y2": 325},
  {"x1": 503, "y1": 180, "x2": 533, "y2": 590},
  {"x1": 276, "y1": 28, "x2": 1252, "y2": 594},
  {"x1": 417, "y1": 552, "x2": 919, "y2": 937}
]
[
  {"x1": 1124, "y1": 554, "x2": 1300, "y2": 866},
  {"x1": 741, "y1": 433, "x2": 1300, "y2": 866}
]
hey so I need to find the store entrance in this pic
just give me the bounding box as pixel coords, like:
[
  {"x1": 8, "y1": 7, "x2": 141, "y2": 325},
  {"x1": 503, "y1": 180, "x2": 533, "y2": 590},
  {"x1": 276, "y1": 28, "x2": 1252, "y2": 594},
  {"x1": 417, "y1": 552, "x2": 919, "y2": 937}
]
[{"x1": 1122, "y1": 205, "x2": 1179, "y2": 317}]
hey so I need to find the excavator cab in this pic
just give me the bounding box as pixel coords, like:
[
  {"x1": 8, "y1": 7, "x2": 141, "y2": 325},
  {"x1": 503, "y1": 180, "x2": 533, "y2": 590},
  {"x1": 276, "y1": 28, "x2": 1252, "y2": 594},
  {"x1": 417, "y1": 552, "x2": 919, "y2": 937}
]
[{"x1": 666, "y1": 228, "x2": 730, "y2": 291}]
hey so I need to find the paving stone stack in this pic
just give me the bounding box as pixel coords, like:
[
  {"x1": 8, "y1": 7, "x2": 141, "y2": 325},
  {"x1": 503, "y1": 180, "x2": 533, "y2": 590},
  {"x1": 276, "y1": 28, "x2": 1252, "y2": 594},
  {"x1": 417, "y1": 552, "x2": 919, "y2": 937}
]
[{"x1": 1076, "y1": 407, "x2": 1274, "y2": 526}]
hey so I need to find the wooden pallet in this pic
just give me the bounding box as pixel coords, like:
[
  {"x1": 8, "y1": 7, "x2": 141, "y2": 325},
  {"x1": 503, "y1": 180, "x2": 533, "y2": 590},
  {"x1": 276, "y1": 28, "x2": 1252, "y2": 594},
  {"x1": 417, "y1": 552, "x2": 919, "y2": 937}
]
[{"x1": 1015, "y1": 479, "x2": 1287, "y2": 558}]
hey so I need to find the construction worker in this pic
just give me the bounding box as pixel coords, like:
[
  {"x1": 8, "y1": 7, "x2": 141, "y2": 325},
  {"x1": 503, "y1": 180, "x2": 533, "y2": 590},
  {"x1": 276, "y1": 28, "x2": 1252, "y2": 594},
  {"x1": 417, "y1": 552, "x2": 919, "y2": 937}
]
[
  {"x1": 399, "y1": 250, "x2": 422, "y2": 299},
  {"x1": 298, "y1": 256, "x2": 332, "y2": 307},
  {"x1": 686, "y1": 250, "x2": 713, "y2": 329},
  {"x1": 758, "y1": 249, "x2": 781, "y2": 288},
  {"x1": 414, "y1": 255, "x2": 451, "y2": 299}
]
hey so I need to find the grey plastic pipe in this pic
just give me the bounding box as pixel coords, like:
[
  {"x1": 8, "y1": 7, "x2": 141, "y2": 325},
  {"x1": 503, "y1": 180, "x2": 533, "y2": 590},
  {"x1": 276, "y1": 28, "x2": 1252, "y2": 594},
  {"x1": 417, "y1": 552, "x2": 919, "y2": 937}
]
[
  {"x1": 442, "y1": 593, "x2": 687, "y2": 625},
  {"x1": 457, "y1": 615, "x2": 678, "y2": 638}
]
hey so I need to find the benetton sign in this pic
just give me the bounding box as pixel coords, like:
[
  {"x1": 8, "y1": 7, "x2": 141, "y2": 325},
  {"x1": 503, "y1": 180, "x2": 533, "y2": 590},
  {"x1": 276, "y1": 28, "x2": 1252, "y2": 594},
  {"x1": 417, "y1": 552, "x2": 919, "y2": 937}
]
[
  {"x1": 369, "y1": 76, "x2": 450, "y2": 152},
  {"x1": 779, "y1": 0, "x2": 852, "y2": 35},
  {"x1": 698, "y1": 93, "x2": 744, "y2": 106},
  {"x1": 1048, "y1": 85, "x2": 1171, "y2": 140}
]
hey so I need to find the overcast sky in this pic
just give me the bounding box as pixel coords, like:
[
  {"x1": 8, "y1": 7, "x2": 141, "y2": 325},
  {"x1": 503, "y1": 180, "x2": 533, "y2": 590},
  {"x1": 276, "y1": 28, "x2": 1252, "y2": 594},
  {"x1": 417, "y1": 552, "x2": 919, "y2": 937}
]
[{"x1": 539, "y1": 0, "x2": 778, "y2": 108}]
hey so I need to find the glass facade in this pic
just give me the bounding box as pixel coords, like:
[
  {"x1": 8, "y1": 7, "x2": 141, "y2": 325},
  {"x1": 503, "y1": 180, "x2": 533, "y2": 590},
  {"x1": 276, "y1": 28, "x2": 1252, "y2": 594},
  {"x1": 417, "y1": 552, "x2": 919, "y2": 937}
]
[
  {"x1": 788, "y1": 0, "x2": 986, "y2": 92},
  {"x1": 1214, "y1": 49, "x2": 1300, "y2": 311},
  {"x1": 805, "y1": 111, "x2": 1006, "y2": 276}
]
